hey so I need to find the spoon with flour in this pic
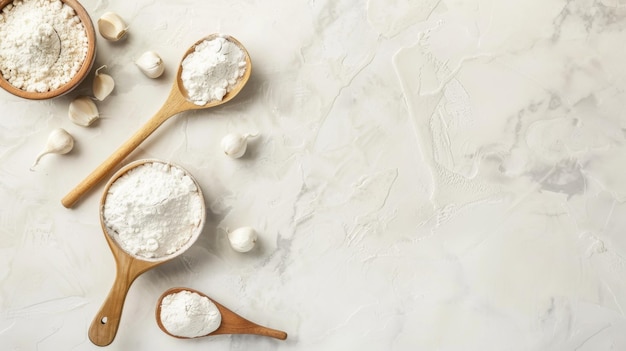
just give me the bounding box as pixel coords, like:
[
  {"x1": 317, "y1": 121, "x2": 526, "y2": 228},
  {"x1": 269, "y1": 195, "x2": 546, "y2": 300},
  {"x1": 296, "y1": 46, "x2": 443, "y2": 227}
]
[
  {"x1": 62, "y1": 34, "x2": 251, "y2": 208},
  {"x1": 89, "y1": 159, "x2": 206, "y2": 346},
  {"x1": 156, "y1": 287, "x2": 288, "y2": 340}
]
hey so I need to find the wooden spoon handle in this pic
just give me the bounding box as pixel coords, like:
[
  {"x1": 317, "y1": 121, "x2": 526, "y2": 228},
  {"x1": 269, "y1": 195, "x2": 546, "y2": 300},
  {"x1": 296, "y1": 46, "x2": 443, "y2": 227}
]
[
  {"x1": 61, "y1": 87, "x2": 187, "y2": 208},
  {"x1": 213, "y1": 324, "x2": 288, "y2": 340},
  {"x1": 212, "y1": 301, "x2": 288, "y2": 340},
  {"x1": 245, "y1": 326, "x2": 288, "y2": 340},
  {"x1": 88, "y1": 267, "x2": 137, "y2": 346}
]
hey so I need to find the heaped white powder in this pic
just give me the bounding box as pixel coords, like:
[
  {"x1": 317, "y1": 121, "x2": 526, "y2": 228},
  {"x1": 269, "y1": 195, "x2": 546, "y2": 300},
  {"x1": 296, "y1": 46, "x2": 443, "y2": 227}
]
[
  {"x1": 160, "y1": 290, "x2": 221, "y2": 338},
  {"x1": 181, "y1": 36, "x2": 247, "y2": 106},
  {"x1": 0, "y1": 0, "x2": 88, "y2": 92},
  {"x1": 102, "y1": 162, "x2": 204, "y2": 260}
]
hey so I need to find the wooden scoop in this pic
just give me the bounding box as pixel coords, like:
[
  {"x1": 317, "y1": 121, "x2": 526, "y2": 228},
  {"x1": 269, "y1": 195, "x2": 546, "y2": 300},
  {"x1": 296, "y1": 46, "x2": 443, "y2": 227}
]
[
  {"x1": 156, "y1": 287, "x2": 288, "y2": 340},
  {"x1": 88, "y1": 160, "x2": 206, "y2": 346},
  {"x1": 62, "y1": 34, "x2": 251, "y2": 208}
]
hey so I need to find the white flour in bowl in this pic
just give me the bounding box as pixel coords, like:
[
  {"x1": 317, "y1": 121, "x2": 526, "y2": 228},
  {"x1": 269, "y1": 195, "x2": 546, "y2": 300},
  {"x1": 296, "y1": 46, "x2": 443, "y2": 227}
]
[
  {"x1": 102, "y1": 162, "x2": 204, "y2": 260},
  {"x1": 160, "y1": 290, "x2": 222, "y2": 338},
  {"x1": 180, "y1": 36, "x2": 247, "y2": 105},
  {"x1": 0, "y1": 0, "x2": 88, "y2": 92}
]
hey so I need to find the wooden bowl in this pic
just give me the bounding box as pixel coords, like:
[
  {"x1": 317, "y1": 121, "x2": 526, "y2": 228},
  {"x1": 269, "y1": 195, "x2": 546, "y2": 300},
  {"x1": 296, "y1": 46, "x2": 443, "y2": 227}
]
[{"x1": 0, "y1": 0, "x2": 96, "y2": 99}]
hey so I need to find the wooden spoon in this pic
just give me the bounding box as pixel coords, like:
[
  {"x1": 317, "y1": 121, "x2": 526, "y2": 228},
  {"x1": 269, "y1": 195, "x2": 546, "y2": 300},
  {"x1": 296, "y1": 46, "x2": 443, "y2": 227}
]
[
  {"x1": 88, "y1": 160, "x2": 206, "y2": 347},
  {"x1": 156, "y1": 287, "x2": 288, "y2": 340},
  {"x1": 61, "y1": 34, "x2": 251, "y2": 208}
]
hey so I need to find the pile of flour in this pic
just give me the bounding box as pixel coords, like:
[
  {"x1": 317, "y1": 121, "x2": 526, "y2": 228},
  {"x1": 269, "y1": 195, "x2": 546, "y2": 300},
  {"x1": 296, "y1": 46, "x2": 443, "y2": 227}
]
[
  {"x1": 102, "y1": 162, "x2": 204, "y2": 259},
  {"x1": 160, "y1": 290, "x2": 222, "y2": 338},
  {"x1": 181, "y1": 36, "x2": 247, "y2": 105},
  {"x1": 0, "y1": 0, "x2": 88, "y2": 92}
]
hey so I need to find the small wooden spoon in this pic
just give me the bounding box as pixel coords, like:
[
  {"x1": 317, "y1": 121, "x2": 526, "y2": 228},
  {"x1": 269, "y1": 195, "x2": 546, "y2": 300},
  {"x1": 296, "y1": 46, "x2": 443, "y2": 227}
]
[
  {"x1": 61, "y1": 34, "x2": 251, "y2": 208},
  {"x1": 89, "y1": 160, "x2": 206, "y2": 347},
  {"x1": 156, "y1": 287, "x2": 288, "y2": 341}
]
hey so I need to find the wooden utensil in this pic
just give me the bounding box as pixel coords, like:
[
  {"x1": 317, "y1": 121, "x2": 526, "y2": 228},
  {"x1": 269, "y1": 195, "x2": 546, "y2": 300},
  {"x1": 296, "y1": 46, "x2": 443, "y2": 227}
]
[
  {"x1": 88, "y1": 160, "x2": 206, "y2": 347},
  {"x1": 61, "y1": 34, "x2": 251, "y2": 208},
  {"x1": 156, "y1": 287, "x2": 288, "y2": 340}
]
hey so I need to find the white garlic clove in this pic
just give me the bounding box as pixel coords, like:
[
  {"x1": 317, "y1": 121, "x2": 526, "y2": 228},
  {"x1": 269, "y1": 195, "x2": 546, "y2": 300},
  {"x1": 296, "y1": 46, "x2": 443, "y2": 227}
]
[
  {"x1": 135, "y1": 51, "x2": 165, "y2": 78},
  {"x1": 31, "y1": 128, "x2": 74, "y2": 169},
  {"x1": 227, "y1": 227, "x2": 257, "y2": 253},
  {"x1": 98, "y1": 12, "x2": 127, "y2": 41},
  {"x1": 93, "y1": 65, "x2": 114, "y2": 101},
  {"x1": 221, "y1": 132, "x2": 258, "y2": 158},
  {"x1": 69, "y1": 96, "x2": 99, "y2": 127}
]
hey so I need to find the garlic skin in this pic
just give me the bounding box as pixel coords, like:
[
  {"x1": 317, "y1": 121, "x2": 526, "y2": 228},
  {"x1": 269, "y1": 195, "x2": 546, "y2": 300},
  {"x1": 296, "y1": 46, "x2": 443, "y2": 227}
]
[
  {"x1": 98, "y1": 12, "x2": 127, "y2": 41},
  {"x1": 227, "y1": 227, "x2": 257, "y2": 253},
  {"x1": 93, "y1": 65, "x2": 114, "y2": 101},
  {"x1": 31, "y1": 128, "x2": 74, "y2": 169},
  {"x1": 221, "y1": 133, "x2": 258, "y2": 158},
  {"x1": 69, "y1": 96, "x2": 99, "y2": 127},
  {"x1": 135, "y1": 51, "x2": 165, "y2": 78}
]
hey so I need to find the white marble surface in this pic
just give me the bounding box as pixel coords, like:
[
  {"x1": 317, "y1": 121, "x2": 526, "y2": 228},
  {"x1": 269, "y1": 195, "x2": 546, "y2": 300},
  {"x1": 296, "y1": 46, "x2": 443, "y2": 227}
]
[{"x1": 2, "y1": 0, "x2": 626, "y2": 349}]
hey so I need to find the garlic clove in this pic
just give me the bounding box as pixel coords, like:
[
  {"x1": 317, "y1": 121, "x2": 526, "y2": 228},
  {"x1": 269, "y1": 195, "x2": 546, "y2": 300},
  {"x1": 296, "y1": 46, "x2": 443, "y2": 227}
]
[
  {"x1": 221, "y1": 132, "x2": 258, "y2": 158},
  {"x1": 93, "y1": 65, "x2": 114, "y2": 101},
  {"x1": 69, "y1": 96, "x2": 99, "y2": 127},
  {"x1": 97, "y1": 12, "x2": 127, "y2": 41},
  {"x1": 135, "y1": 51, "x2": 165, "y2": 78},
  {"x1": 31, "y1": 128, "x2": 74, "y2": 169},
  {"x1": 227, "y1": 227, "x2": 257, "y2": 253}
]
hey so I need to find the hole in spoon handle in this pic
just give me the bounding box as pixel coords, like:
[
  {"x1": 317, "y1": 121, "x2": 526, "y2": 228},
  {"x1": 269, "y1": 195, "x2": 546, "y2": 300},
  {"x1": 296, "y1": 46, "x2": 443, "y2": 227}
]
[{"x1": 89, "y1": 309, "x2": 123, "y2": 346}]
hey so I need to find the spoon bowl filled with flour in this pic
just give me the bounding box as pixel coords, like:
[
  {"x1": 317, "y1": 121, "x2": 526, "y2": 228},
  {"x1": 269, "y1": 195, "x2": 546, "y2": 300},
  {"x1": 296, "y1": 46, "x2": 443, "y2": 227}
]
[
  {"x1": 88, "y1": 159, "x2": 206, "y2": 346},
  {"x1": 177, "y1": 34, "x2": 250, "y2": 106},
  {"x1": 0, "y1": 0, "x2": 96, "y2": 99},
  {"x1": 101, "y1": 160, "x2": 205, "y2": 261}
]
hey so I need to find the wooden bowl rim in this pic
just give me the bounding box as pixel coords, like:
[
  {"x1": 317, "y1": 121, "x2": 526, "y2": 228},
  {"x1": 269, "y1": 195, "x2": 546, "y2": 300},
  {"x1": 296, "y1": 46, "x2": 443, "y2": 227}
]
[{"x1": 0, "y1": 0, "x2": 97, "y2": 100}]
